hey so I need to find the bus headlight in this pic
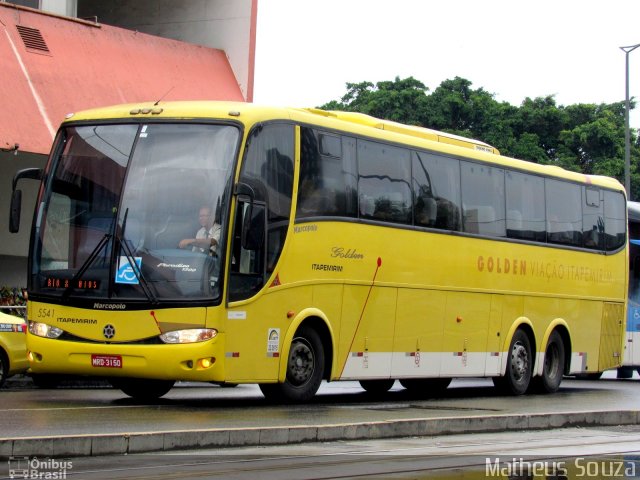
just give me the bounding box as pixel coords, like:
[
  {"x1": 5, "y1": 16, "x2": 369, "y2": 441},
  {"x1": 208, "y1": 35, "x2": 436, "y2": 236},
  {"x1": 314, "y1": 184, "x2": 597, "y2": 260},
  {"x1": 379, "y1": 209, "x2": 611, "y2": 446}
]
[
  {"x1": 159, "y1": 328, "x2": 218, "y2": 344},
  {"x1": 29, "y1": 321, "x2": 64, "y2": 339}
]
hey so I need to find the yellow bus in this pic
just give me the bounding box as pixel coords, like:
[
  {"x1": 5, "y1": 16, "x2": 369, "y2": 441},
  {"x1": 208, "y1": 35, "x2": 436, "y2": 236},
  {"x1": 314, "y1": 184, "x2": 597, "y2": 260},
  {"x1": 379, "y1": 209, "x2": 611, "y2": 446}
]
[{"x1": 10, "y1": 102, "x2": 627, "y2": 401}]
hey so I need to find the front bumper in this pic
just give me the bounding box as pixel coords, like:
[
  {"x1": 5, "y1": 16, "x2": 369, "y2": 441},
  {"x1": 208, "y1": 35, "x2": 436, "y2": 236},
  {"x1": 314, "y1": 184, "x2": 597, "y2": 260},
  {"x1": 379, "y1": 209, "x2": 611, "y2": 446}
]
[{"x1": 27, "y1": 333, "x2": 225, "y2": 382}]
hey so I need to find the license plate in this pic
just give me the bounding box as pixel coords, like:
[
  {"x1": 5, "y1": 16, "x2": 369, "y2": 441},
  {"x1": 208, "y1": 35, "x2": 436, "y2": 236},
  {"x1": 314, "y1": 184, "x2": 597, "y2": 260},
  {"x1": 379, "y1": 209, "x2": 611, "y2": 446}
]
[{"x1": 91, "y1": 354, "x2": 122, "y2": 368}]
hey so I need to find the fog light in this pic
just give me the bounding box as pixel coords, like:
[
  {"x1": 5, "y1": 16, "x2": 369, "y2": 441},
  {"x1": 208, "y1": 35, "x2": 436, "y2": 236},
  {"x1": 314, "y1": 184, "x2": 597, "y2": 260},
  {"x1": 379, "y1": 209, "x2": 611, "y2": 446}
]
[
  {"x1": 27, "y1": 351, "x2": 42, "y2": 362},
  {"x1": 198, "y1": 357, "x2": 215, "y2": 369}
]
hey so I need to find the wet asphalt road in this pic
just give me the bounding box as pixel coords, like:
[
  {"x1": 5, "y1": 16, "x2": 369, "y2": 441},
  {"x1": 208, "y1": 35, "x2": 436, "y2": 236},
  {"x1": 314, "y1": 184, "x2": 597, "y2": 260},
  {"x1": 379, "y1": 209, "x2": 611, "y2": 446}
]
[{"x1": 1, "y1": 372, "x2": 638, "y2": 439}]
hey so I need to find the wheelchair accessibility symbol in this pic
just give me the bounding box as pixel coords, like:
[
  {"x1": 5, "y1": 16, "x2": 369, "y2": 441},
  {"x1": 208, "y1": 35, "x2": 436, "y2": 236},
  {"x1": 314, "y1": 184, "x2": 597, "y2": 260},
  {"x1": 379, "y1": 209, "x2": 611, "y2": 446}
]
[{"x1": 115, "y1": 256, "x2": 142, "y2": 284}]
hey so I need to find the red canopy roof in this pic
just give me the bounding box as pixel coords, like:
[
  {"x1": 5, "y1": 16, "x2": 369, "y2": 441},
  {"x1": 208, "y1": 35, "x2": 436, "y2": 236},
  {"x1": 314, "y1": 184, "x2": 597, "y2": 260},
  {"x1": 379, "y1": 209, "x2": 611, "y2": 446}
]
[{"x1": 0, "y1": 4, "x2": 245, "y2": 154}]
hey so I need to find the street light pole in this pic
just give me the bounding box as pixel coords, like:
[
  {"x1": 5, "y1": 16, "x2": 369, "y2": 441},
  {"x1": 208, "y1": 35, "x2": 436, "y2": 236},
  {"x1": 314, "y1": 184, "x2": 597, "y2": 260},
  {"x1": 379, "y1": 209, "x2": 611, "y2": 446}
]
[{"x1": 620, "y1": 43, "x2": 640, "y2": 198}]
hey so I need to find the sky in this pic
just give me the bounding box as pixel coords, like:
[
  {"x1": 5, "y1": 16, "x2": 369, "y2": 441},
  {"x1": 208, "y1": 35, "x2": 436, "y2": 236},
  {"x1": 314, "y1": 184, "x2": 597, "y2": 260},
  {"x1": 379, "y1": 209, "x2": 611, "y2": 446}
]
[{"x1": 253, "y1": 0, "x2": 640, "y2": 129}]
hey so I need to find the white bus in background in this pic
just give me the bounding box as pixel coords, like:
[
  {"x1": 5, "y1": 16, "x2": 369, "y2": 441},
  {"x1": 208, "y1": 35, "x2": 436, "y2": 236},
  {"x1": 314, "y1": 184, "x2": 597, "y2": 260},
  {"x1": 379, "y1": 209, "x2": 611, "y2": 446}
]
[{"x1": 619, "y1": 201, "x2": 640, "y2": 378}]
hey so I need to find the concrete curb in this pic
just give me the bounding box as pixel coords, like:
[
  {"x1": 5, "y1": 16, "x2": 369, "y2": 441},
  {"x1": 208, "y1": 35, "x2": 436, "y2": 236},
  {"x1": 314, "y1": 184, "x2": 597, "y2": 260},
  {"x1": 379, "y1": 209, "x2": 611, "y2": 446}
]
[{"x1": 1, "y1": 410, "x2": 638, "y2": 458}]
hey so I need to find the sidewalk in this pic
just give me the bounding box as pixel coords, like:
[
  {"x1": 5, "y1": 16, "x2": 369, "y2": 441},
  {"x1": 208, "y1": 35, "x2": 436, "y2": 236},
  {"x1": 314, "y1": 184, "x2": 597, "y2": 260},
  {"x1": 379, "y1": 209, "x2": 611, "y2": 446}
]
[
  {"x1": 2, "y1": 408, "x2": 638, "y2": 458},
  {"x1": 1, "y1": 375, "x2": 639, "y2": 458}
]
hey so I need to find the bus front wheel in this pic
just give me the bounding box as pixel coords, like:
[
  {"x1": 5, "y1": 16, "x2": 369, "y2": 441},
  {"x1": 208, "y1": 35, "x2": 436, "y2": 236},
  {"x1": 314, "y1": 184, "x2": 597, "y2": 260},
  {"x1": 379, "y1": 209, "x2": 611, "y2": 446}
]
[
  {"x1": 110, "y1": 378, "x2": 175, "y2": 400},
  {"x1": 493, "y1": 329, "x2": 532, "y2": 395},
  {"x1": 259, "y1": 326, "x2": 324, "y2": 403}
]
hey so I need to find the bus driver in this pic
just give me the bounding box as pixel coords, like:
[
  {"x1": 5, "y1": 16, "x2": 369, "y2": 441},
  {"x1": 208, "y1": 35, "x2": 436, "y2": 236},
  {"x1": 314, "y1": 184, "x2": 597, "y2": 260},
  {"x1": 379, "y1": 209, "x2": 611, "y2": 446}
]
[{"x1": 178, "y1": 206, "x2": 220, "y2": 255}]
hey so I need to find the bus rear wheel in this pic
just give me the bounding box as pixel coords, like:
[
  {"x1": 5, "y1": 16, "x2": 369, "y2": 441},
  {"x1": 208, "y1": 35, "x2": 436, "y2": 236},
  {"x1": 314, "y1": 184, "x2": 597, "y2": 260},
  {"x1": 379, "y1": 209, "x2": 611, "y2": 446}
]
[
  {"x1": 259, "y1": 326, "x2": 324, "y2": 403},
  {"x1": 399, "y1": 378, "x2": 451, "y2": 396},
  {"x1": 359, "y1": 379, "x2": 395, "y2": 394},
  {"x1": 110, "y1": 378, "x2": 175, "y2": 400},
  {"x1": 493, "y1": 329, "x2": 532, "y2": 395},
  {"x1": 617, "y1": 367, "x2": 634, "y2": 379},
  {"x1": 530, "y1": 331, "x2": 565, "y2": 393}
]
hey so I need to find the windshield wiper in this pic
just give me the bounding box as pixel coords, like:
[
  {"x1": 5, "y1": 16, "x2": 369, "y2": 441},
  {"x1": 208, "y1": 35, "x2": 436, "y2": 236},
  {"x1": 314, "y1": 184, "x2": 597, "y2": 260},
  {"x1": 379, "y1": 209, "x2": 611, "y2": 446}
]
[{"x1": 118, "y1": 208, "x2": 158, "y2": 305}]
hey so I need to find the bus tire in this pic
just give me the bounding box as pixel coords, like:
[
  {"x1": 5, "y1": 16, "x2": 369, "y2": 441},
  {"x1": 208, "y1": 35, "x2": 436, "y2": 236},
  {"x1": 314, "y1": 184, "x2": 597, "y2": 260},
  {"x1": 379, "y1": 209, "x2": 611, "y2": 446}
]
[
  {"x1": 617, "y1": 367, "x2": 634, "y2": 379},
  {"x1": 493, "y1": 329, "x2": 532, "y2": 395},
  {"x1": 530, "y1": 331, "x2": 564, "y2": 393},
  {"x1": 0, "y1": 349, "x2": 8, "y2": 388},
  {"x1": 399, "y1": 378, "x2": 451, "y2": 396},
  {"x1": 359, "y1": 379, "x2": 395, "y2": 394},
  {"x1": 110, "y1": 378, "x2": 175, "y2": 400},
  {"x1": 574, "y1": 372, "x2": 603, "y2": 380},
  {"x1": 260, "y1": 326, "x2": 324, "y2": 403},
  {"x1": 31, "y1": 374, "x2": 63, "y2": 389}
]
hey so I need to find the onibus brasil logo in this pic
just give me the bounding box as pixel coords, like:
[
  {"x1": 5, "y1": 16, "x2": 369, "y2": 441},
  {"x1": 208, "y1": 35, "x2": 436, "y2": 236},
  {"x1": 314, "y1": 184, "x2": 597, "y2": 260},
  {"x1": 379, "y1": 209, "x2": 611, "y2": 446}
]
[{"x1": 8, "y1": 456, "x2": 73, "y2": 479}]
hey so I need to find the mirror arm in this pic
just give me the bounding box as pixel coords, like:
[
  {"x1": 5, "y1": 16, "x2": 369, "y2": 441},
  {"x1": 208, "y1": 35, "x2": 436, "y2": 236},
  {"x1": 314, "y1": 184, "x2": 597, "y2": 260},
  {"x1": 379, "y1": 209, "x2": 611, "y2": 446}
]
[
  {"x1": 234, "y1": 181, "x2": 255, "y2": 202},
  {"x1": 12, "y1": 168, "x2": 43, "y2": 191}
]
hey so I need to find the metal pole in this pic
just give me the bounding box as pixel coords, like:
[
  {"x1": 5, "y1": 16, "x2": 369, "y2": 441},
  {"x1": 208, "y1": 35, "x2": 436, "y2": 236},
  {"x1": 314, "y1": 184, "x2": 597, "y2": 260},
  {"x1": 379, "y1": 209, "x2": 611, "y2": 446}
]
[{"x1": 620, "y1": 43, "x2": 640, "y2": 198}]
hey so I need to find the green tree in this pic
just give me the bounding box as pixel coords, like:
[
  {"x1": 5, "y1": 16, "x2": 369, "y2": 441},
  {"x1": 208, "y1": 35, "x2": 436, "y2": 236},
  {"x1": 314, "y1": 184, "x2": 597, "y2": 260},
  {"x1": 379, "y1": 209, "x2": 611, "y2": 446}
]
[
  {"x1": 322, "y1": 77, "x2": 429, "y2": 125},
  {"x1": 320, "y1": 76, "x2": 640, "y2": 199},
  {"x1": 516, "y1": 96, "x2": 568, "y2": 159}
]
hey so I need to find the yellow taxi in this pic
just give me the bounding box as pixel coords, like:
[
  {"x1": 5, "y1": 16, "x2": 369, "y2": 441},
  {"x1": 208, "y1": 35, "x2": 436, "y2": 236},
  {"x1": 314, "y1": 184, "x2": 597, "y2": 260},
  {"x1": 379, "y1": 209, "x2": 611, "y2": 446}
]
[{"x1": 0, "y1": 310, "x2": 28, "y2": 388}]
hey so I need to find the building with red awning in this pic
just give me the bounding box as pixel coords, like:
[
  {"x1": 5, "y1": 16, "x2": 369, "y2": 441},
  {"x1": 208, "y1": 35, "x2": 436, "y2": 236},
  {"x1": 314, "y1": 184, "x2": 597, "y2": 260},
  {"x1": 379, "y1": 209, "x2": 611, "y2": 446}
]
[{"x1": 0, "y1": 1, "x2": 257, "y2": 285}]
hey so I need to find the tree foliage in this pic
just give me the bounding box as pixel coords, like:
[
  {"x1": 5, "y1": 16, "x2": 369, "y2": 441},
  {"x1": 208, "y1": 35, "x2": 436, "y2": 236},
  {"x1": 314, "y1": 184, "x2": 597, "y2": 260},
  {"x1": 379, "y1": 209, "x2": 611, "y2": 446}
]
[{"x1": 320, "y1": 76, "x2": 640, "y2": 199}]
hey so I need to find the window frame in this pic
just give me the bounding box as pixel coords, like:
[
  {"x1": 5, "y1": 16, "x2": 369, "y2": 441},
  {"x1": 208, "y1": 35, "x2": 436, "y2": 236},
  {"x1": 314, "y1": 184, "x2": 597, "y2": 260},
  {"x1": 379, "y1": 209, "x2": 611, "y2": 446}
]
[{"x1": 291, "y1": 122, "x2": 627, "y2": 255}]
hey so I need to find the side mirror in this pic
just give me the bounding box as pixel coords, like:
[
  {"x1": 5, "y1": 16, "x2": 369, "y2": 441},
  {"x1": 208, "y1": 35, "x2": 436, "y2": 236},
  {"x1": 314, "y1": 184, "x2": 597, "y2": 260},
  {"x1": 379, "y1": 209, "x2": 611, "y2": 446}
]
[
  {"x1": 9, "y1": 190, "x2": 22, "y2": 233},
  {"x1": 9, "y1": 168, "x2": 43, "y2": 234},
  {"x1": 242, "y1": 204, "x2": 265, "y2": 251}
]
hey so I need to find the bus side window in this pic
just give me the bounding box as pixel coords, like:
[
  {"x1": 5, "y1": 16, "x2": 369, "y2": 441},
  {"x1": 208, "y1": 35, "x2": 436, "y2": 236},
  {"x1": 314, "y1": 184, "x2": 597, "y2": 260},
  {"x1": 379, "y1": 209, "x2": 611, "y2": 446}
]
[
  {"x1": 505, "y1": 171, "x2": 545, "y2": 242},
  {"x1": 296, "y1": 129, "x2": 357, "y2": 219},
  {"x1": 582, "y1": 186, "x2": 603, "y2": 250},
  {"x1": 603, "y1": 190, "x2": 626, "y2": 251},
  {"x1": 412, "y1": 151, "x2": 461, "y2": 231},
  {"x1": 546, "y1": 179, "x2": 582, "y2": 247},
  {"x1": 461, "y1": 161, "x2": 505, "y2": 237},
  {"x1": 358, "y1": 140, "x2": 411, "y2": 225}
]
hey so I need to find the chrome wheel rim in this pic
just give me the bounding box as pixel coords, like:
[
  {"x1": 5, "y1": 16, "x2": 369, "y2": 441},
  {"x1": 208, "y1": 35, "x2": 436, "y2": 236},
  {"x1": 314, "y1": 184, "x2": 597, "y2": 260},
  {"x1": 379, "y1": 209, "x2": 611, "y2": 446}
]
[
  {"x1": 287, "y1": 338, "x2": 314, "y2": 386},
  {"x1": 510, "y1": 341, "x2": 529, "y2": 382}
]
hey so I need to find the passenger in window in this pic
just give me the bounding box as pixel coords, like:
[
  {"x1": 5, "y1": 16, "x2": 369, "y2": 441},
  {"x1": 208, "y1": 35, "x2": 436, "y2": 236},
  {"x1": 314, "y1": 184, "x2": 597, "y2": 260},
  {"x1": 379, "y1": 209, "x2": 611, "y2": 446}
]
[
  {"x1": 373, "y1": 198, "x2": 395, "y2": 221},
  {"x1": 583, "y1": 226, "x2": 600, "y2": 248},
  {"x1": 415, "y1": 195, "x2": 437, "y2": 227},
  {"x1": 179, "y1": 206, "x2": 220, "y2": 255},
  {"x1": 298, "y1": 178, "x2": 336, "y2": 217},
  {"x1": 548, "y1": 214, "x2": 573, "y2": 244}
]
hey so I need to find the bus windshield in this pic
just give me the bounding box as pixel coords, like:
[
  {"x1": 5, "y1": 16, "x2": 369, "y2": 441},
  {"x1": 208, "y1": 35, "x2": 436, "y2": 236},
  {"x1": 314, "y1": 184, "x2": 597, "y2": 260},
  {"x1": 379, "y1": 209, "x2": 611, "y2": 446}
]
[{"x1": 32, "y1": 122, "x2": 240, "y2": 303}]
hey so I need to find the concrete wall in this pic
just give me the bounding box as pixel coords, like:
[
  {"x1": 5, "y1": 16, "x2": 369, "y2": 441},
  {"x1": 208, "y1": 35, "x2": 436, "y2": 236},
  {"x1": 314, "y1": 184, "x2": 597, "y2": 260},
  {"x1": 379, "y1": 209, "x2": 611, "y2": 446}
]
[
  {"x1": 77, "y1": 0, "x2": 256, "y2": 101},
  {"x1": 0, "y1": 151, "x2": 46, "y2": 286},
  {"x1": 0, "y1": 255, "x2": 27, "y2": 287}
]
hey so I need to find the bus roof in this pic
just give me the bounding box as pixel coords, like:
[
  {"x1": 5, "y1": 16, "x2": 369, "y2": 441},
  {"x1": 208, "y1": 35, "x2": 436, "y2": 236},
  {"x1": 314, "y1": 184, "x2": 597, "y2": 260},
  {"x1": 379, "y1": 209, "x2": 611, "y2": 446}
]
[
  {"x1": 64, "y1": 100, "x2": 625, "y2": 193},
  {"x1": 298, "y1": 108, "x2": 500, "y2": 155}
]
